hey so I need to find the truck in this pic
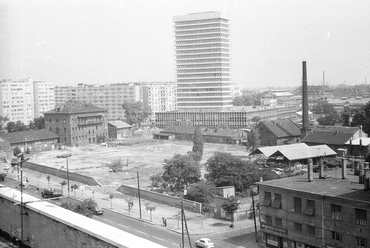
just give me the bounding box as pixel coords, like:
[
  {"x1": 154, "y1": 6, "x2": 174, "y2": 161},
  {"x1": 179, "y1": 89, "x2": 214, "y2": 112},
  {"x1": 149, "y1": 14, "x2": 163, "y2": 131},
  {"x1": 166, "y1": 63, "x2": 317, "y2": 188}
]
[{"x1": 41, "y1": 188, "x2": 63, "y2": 198}]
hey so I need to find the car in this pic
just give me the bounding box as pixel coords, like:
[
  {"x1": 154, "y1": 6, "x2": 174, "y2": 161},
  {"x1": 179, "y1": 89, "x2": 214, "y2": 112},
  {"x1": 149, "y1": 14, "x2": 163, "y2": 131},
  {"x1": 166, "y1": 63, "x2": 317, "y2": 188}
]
[
  {"x1": 41, "y1": 188, "x2": 63, "y2": 198},
  {"x1": 195, "y1": 238, "x2": 215, "y2": 248},
  {"x1": 92, "y1": 206, "x2": 104, "y2": 215}
]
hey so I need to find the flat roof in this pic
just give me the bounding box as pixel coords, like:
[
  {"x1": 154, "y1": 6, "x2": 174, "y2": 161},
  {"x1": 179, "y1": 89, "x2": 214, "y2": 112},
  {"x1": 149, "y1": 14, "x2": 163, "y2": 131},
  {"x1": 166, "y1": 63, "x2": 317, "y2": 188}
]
[{"x1": 258, "y1": 169, "x2": 370, "y2": 203}]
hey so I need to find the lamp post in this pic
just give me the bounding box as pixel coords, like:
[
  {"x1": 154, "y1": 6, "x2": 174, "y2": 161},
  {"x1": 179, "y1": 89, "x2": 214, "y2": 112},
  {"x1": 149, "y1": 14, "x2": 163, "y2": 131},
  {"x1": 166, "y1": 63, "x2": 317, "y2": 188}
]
[
  {"x1": 59, "y1": 154, "x2": 72, "y2": 196},
  {"x1": 137, "y1": 171, "x2": 142, "y2": 219}
]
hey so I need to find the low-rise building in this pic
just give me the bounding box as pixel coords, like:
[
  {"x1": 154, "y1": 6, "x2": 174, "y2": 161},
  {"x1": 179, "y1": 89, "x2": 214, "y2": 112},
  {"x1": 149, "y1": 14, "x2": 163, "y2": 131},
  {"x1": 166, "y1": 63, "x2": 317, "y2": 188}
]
[
  {"x1": 44, "y1": 103, "x2": 108, "y2": 147},
  {"x1": 108, "y1": 121, "x2": 133, "y2": 140},
  {"x1": 258, "y1": 160, "x2": 370, "y2": 248},
  {"x1": 256, "y1": 119, "x2": 301, "y2": 146}
]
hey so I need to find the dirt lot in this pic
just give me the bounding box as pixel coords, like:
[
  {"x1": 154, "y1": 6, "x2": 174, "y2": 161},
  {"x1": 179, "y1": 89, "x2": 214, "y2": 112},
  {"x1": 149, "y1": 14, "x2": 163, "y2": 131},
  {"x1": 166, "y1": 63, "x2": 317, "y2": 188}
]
[{"x1": 30, "y1": 135, "x2": 248, "y2": 189}]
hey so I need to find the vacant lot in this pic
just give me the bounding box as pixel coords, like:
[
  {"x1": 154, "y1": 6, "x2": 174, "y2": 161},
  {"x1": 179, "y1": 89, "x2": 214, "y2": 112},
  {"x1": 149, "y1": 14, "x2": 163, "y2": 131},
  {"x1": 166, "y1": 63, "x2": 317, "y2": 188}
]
[{"x1": 30, "y1": 135, "x2": 248, "y2": 189}]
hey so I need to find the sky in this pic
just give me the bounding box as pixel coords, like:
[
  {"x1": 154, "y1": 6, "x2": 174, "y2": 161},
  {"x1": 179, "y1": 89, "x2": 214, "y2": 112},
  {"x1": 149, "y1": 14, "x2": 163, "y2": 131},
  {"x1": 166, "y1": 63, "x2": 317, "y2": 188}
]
[{"x1": 0, "y1": 0, "x2": 369, "y2": 89}]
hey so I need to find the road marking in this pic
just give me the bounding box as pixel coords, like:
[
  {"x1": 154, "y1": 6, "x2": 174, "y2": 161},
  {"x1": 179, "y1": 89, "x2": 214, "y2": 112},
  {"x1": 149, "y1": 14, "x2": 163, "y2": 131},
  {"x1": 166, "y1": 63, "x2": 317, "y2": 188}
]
[
  {"x1": 103, "y1": 219, "x2": 114, "y2": 223},
  {"x1": 118, "y1": 224, "x2": 128, "y2": 228},
  {"x1": 172, "y1": 243, "x2": 179, "y2": 246},
  {"x1": 152, "y1": 236, "x2": 164, "y2": 241},
  {"x1": 134, "y1": 230, "x2": 148, "y2": 235}
]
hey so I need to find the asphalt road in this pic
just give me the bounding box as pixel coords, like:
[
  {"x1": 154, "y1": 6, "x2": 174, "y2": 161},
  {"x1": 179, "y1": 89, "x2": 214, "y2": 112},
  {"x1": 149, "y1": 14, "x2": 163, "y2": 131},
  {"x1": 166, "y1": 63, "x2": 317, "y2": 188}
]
[{"x1": 1, "y1": 179, "x2": 258, "y2": 248}]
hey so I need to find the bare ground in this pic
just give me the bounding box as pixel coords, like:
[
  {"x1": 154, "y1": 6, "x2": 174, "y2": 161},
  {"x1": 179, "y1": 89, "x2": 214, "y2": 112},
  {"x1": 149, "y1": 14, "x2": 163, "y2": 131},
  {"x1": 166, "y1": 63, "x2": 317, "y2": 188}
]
[{"x1": 29, "y1": 135, "x2": 248, "y2": 189}]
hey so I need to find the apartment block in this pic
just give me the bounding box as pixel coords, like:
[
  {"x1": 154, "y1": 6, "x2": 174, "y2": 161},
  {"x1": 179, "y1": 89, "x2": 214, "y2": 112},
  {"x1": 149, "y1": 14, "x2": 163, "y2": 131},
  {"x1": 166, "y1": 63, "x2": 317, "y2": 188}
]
[
  {"x1": 174, "y1": 11, "x2": 233, "y2": 111},
  {"x1": 258, "y1": 160, "x2": 370, "y2": 248},
  {"x1": 54, "y1": 83, "x2": 142, "y2": 121},
  {"x1": 141, "y1": 81, "x2": 177, "y2": 114},
  {"x1": 0, "y1": 78, "x2": 54, "y2": 124}
]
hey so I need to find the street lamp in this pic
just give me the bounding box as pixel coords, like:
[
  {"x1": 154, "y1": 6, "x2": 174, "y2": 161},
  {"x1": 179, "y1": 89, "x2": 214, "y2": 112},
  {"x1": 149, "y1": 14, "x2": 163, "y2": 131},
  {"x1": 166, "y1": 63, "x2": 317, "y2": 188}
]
[
  {"x1": 59, "y1": 154, "x2": 72, "y2": 196},
  {"x1": 11, "y1": 152, "x2": 30, "y2": 243}
]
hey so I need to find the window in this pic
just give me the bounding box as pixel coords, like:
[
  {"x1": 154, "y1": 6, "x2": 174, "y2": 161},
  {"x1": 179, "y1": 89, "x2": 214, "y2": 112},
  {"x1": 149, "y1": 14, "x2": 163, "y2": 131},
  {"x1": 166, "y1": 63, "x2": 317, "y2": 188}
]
[
  {"x1": 307, "y1": 226, "x2": 315, "y2": 236},
  {"x1": 265, "y1": 215, "x2": 272, "y2": 225},
  {"x1": 294, "y1": 223, "x2": 302, "y2": 233},
  {"x1": 355, "y1": 209, "x2": 367, "y2": 226},
  {"x1": 275, "y1": 218, "x2": 282, "y2": 227},
  {"x1": 331, "y1": 231, "x2": 342, "y2": 241},
  {"x1": 305, "y1": 200, "x2": 315, "y2": 216},
  {"x1": 294, "y1": 197, "x2": 302, "y2": 213},
  {"x1": 331, "y1": 204, "x2": 341, "y2": 220},
  {"x1": 272, "y1": 193, "x2": 282, "y2": 208},
  {"x1": 356, "y1": 237, "x2": 367, "y2": 247},
  {"x1": 262, "y1": 192, "x2": 271, "y2": 206}
]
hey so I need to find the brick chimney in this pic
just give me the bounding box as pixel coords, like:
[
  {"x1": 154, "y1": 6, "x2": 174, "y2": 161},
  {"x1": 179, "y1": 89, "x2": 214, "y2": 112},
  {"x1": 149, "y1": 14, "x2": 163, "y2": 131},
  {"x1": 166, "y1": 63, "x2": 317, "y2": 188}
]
[
  {"x1": 308, "y1": 159, "x2": 313, "y2": 182},
  {"x1": 341, "y1": 158, "x2": 347, "y2": 179},
  {"x1": 301, "y1": 61, "x2": 310, "y2": 139}
]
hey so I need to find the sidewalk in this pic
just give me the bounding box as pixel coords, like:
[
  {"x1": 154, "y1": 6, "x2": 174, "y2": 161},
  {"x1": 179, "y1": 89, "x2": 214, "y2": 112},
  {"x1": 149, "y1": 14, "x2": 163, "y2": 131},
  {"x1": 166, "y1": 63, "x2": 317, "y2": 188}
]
[{"x1": 5, "y1": 167, "x2": 259, "y2": 243}]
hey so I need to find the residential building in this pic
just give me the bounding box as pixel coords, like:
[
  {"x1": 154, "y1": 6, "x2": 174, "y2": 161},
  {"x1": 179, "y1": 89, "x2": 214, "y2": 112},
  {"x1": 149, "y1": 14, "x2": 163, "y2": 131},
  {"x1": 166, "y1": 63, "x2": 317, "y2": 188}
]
[
  {"x1": 301, "y1": 126, "x2": 368, "y2": 152},
  {"x1": 255, "y1": 119, "x2": 301, "y2": 146},
  {"x1": 108, "y1": 120, "x2": 133, "y2": 140},
  {"x1": 140, "y1": 82, "x2": 177, "y2": 115},
  {"x1": 44, "y1": 103, "x2": 108, "y2": 147},
  {"x1": 258, "y1": 160, "x2": 370, "y2": 248},
  {"x1": 0, "y1": 78, "x2": 54, "y2": 124},
  {"x1": 33, "y1": 80, "x2": 55, "y2": 118},
  {"x1": 54, "y1": 83, "x2": 142, "y2": 121},
  {"x1": 155, "y1": 105, "x2": 299, "y2": 129},
  {"x1": 174, "y1": 11, "x2": 233, "y2": 111},
  {"x1": 0, "y1": 129, "x2": 58, "y2": 153}
]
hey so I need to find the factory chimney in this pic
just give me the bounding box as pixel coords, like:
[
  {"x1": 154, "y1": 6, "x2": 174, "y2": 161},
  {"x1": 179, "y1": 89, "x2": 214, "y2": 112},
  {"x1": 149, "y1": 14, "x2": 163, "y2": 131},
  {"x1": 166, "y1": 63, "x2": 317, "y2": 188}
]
[{"x1": 301, "y1": 61, "x2": 310, "y2": 139}]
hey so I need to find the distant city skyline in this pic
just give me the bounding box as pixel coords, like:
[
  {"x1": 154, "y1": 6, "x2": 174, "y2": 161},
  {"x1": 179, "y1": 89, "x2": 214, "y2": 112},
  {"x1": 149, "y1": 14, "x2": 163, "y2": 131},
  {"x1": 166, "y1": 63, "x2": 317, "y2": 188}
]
[{"x1": 0, "y1": 0, "x2": 369, "y2": 89}]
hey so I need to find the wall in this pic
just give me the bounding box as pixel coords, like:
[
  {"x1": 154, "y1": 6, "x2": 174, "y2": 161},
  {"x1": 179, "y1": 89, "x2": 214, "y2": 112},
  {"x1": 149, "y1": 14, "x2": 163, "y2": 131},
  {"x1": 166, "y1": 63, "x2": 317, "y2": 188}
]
[
  {"x1": 23, "y1": 161, "x2": 101, "y2": 186},
  {"x1": 117, "y1": 185, "x2": 202, "y2": 214}
]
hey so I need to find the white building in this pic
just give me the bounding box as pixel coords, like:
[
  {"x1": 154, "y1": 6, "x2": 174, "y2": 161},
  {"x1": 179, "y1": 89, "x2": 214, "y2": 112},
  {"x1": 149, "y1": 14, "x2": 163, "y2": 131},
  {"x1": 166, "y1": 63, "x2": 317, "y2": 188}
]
[
  {"x1": 55, "y1": 83, "x2": 142, "y2": 121},
  {"x1": 0, "y1": 78, "x2": 54, "y2": 124},
  {"x1": 173, "y1": 11, "x2": 233, "y2": 111},
  {"x1": 141, "y1": 81, "x2": 177, "y2": 114}
]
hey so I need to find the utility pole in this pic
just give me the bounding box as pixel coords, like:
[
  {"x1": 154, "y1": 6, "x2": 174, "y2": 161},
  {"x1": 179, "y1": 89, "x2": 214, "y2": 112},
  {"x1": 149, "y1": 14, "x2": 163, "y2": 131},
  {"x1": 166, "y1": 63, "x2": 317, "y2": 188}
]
[
  {"x1": 181, "y1": 201, "x2": 184, "y2": 248},
  {"x1": 137, "y1": 172, "x2": 142, "y2": 219},
  {"x1": 251, "y1": 188, "x2": 258, "y2": 242},
  {"x1": 60, "y1": 154, "x2": 72, "y2": 197}
]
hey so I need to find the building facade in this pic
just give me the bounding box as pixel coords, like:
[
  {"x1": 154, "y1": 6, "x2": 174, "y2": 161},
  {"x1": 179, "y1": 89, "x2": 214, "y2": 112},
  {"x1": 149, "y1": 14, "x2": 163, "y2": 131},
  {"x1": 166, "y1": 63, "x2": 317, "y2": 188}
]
[
  {"x1": 54, "y1": 83, "x2": 142, "y2": 121},
  {"x1": 155, "y1": 105, "x2": 299, "y2": 129},
  {"x1": 258, "y1": 160, "x2": 370, "y2": 248},
  {"x1": 256, "y1": 119, "x2": 301, "y2": 146},
  {"x1": 173, "y1": 11, "x2": 233, "y2": 111},
  {"x1": 44, "y1": 103, "x2": 108, "y2": 147},
  {"x1": 141, "y1": 81, "x2": 177, "y2": 115},
  {"x1": 0, "y1": 78, "x2": 55, "y2": 124}
]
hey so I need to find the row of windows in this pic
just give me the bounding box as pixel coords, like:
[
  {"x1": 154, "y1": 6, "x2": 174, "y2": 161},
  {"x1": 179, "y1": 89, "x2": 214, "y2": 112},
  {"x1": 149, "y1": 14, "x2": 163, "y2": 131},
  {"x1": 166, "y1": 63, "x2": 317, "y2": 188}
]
[
  {"x1": 176, "y1": 53, "x2": 229, "y2": 60},
  {"x1": 177, "y1": 63, "x2": 229, "y2": 69},
  {"x1": 176, "y1": 44, "x2": 229, "y2": 50},
  {"x1": 177, "y1": 73, "x2": 230, "y2": 78},
  {"x1": 178, "y1": 83, "x2": 230, "y2": 87},
  {"x1": 176, "y1": 34, "x2": 229, "y2": 41},
  {"x1": 174, "y1": 18, "x2": 228, "y2": 26},
  {"x1": 175, "y1": 28, "x2": 229, "y2": 36},
  {"x1": 176, "y1": 48, "x2": 229, "y2": 55},
  {"x1": 175, "y1": 23, "x2": 228, "y2": 31},
  {"x1": 175, "y1": 38, "x2": 229, "y2": 45},
  {"x1": 177, "y1": 78, "x2": 230, "y2": 83},
  {"x1": 177, "y1": 69, "x2": 230, "y2": 74},
  {"x1": 178, "y1": 88, "x2": 229, "y2": 92},
  {"x1": 177, "y1": 58, "x2": 230, "y2": 64}
]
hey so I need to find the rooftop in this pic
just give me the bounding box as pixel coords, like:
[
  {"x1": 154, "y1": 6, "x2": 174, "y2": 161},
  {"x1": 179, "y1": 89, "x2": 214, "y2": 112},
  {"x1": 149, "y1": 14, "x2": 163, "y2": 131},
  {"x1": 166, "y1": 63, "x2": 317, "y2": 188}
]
[
  {"x1": 258, "y1": 169, "x2": 370, "y2": 203},
  {"x1": 45, "y1": 103, "x2": 107, "y2": 115},
  {"x1": 0, "y1": 129, "x2": 59, "y2": 144}
]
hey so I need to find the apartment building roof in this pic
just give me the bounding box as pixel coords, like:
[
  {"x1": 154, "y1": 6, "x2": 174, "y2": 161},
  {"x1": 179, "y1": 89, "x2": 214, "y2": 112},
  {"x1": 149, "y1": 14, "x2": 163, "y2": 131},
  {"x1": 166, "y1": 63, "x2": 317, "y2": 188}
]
[
  {"x1": 301, "y1": 126, "x2": 360, "y2": 145},
  {"x1": 45, "y1": 103, "x2": 107, "y2": 115},
  {"x1": 258, "y1": 169, "x2": 370, "y2": 203},
  {"x1": 0, "y1": 129, "x2": 59, "y2": 144}
]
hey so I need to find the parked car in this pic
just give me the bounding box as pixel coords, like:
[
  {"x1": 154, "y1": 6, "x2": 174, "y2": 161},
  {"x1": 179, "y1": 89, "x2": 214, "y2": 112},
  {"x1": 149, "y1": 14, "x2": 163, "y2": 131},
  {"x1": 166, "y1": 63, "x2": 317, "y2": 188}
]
[
  {"x1": 41, "y1": 188, "x2": 63, "y2": 198},
  {"x1": 195, "y1": 238, "x2": 215, "y2": 248},
  {"x1": 92, "y1": 206, "x2": 104, "y2": 215}
]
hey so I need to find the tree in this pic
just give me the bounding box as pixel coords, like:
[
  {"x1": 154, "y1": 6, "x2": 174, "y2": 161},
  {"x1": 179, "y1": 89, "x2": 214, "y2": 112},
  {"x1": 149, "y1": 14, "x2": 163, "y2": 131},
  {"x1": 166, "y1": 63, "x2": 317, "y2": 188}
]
[
  {"x1": 0, "y1": 115, "x2": 9, "y2": 132},
  {"x1": 125, "y1": 198, "x2": 134, "y2": 215},
  {"x1": 61, "y1": 198, "x2": 99, "y2": 218},
  {"x1": 7, "y1": 121, "x2": 27, "y2": 132},
  {"x1": 109, "y1": 192, "x2": 115, "y2": 209},
  {"x1": 60, "y1": 180, "x2": 67, "y2": 194},
  {"x1": 121, "y1": 101, "x2": 151, "y2": 126},
  {"x1": 29, "y1": 116, "x2": 45, "y2": 130},
  {"x1": 191, "y1": 126, "x2": 204, "y2": 161},
  {"x1": 162, "y1": 154, "x2": 201, "y2": 192},
  {"x1": 71, "y1": 184, "x2": 79, "y2": 197},
  {"x1": 312, "y1": 102, "x2": 339, "y2": 126},
  {"x1": 13, "y1": 147, "x2": 22, "y2": 156},
  {"x1": 251, "y1": 116, "x2": 261, "y2": 125},
  {"x1": 349, "y1": 101, "x2": 370, "y2": 134},
  {"x1": 145, "y1": 203, "x2": 156, "y2": 222},
  {"x1": 184, "y1": 181, "x2": 215, "y2": 213},
  {"x1": 221, "y1": 196, "x2": 240, "y2": 222},
  {"x1": 247, "y1": 128, "x2": 261, "y2": 151},
  {"x1": 205, "y1": 152, "x2": 260, "y2": 192},
  {"x1": 47, "y1": 175, "x2": 51, "y2": 187},
  {"x1": 149, "y1": 173, "x2": 164, "y2": 188}
]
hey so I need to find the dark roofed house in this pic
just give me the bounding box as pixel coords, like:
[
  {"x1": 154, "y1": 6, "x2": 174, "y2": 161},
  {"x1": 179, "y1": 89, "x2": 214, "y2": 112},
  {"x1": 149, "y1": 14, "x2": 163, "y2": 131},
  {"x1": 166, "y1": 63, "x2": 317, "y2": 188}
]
[
  {"x1": 108, "y1": 121, "x2": 133, "y2": 140},
  {"x1": 301, "y1": 125, "x2": 367, "y2": 152},
  {"x1": 0, "y1": 129, "x2": 59, "y2": 155},
  {"x1": 44, "y1": 102, "x2": 109, "y2": 147},
  {"x1": 256, "y1": 119, "x2": 301, "y2": 146}
]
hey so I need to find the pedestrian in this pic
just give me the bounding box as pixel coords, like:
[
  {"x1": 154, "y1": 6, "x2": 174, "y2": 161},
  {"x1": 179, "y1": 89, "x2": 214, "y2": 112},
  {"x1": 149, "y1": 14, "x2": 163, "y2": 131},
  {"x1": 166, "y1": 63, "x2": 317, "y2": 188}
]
[
  {"x1": 164, "y1": 219, "x2": 167, "y2": 227},
  {"x1": 162, "y1": 217, "x2": 165, "y2": 226}
]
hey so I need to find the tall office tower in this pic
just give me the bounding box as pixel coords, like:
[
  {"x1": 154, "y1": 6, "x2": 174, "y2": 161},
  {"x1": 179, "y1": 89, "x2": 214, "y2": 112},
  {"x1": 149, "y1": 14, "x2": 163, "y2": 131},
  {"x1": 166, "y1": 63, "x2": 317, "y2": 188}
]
[
  {"x1": 0, "y1": 78, "x2": 34, "y2": 124},
  {"x1": 141, "y1": 81, "x2": 177, "y2": 114},
  {"x1": 33, "y1": 80, "x2": 55, "y2": 118},
  {"x1": 173, "y1": 11, "x2": 233, "y2": 111},
  {"x1": 54, "y1": 83, "x2": 142, "y2": 121}
]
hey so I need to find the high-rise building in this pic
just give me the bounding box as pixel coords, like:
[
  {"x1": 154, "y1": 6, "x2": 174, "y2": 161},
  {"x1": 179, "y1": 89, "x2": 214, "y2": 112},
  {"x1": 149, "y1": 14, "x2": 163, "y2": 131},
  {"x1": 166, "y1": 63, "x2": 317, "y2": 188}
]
[
  {"x1": 0, "y1": 78, "x2": 55, "y2": 124},
  {"x1": 173, "y1": 11, "x2": 233, "y2": 111}
]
